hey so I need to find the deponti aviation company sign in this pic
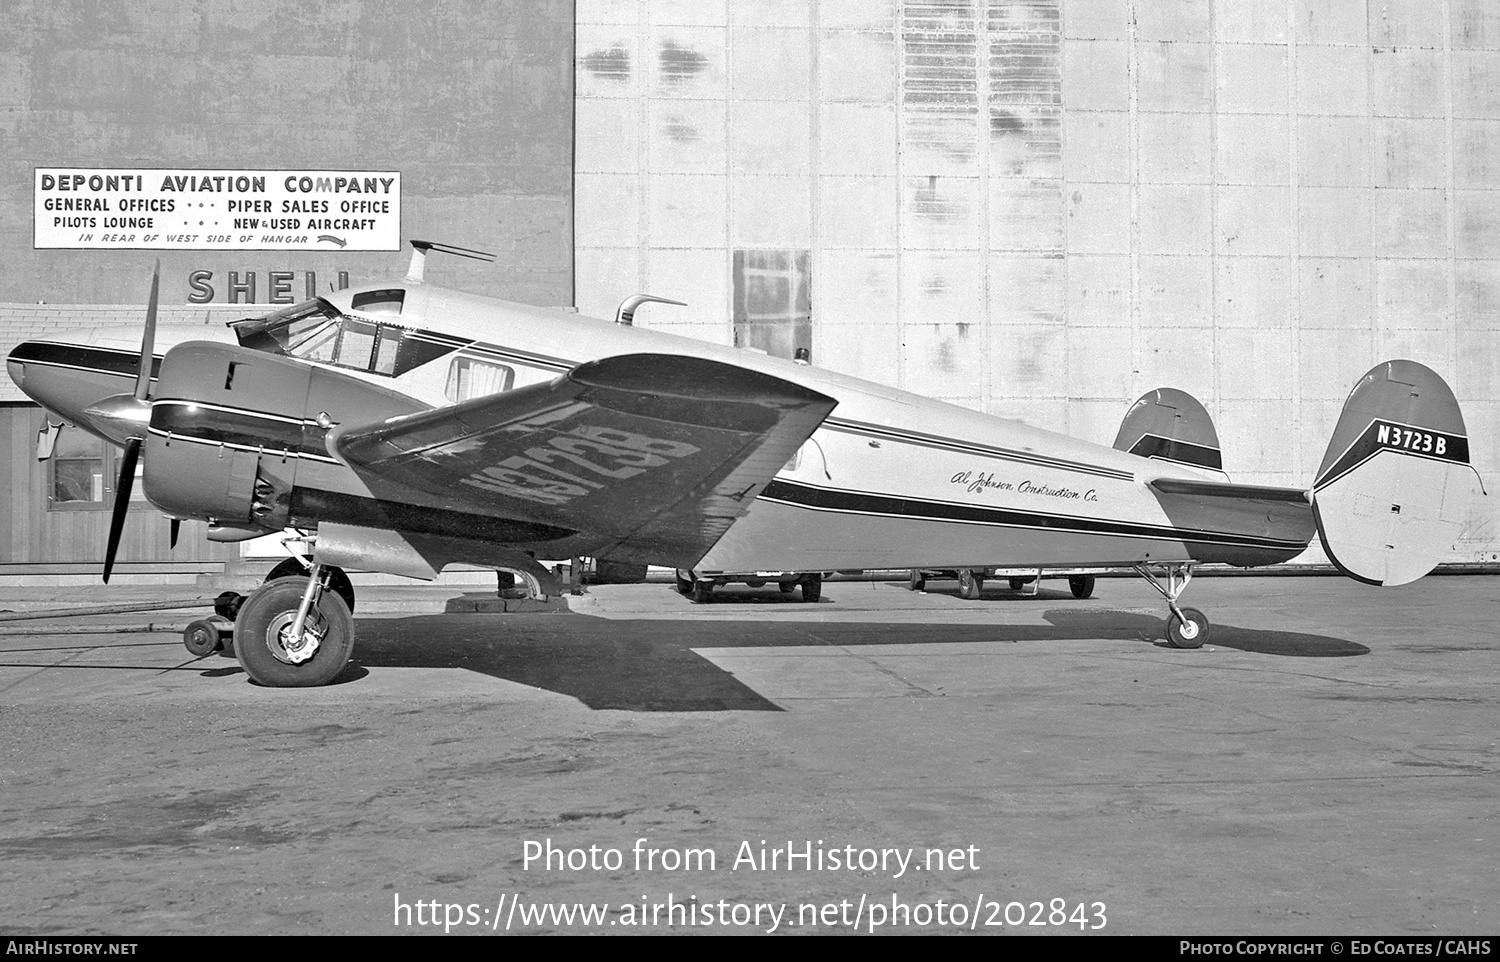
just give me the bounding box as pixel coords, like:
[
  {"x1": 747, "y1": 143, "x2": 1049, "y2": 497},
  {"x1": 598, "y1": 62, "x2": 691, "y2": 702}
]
[{"x1": 35, "y1": 168, "x2": 401, "y2": 251}]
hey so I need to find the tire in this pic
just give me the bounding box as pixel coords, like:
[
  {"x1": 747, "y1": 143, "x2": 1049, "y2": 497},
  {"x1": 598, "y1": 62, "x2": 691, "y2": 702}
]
[
  {"x1": 183, "y1": 618, "x2": 223, "y2": 657},
  {"x1": 266, "y1": 558, "x2": 355, "y2": 614},
  {"x1": 778, "y1": 581, "x2": 796, "y2": 594},
  {"x1": 234, "y1": 578, "x2": 355, "y2": 687},
  {"x1": 1167, "y1": 607, "x2": 1209, "y2": 649},
  {"x1": 908, "y1": 569, "x2": 926, "y2": 592},
  {"x1": 1069, "y1": 574, "x2": 1096, "y2": 599},
  {"x1": 959, "y1": 568, "x2": 984, "y2": 600},
  {"x1": 800, "y1": 573, "x2": 822, "y2": 603},
  {"x1": 689, "y1": 580, "x2": 714, "y2": 604},
  {"x1": 674, "y1": 569, "x2": 693, "y2": 595},
  {"x1": 1008, "y1": 577, "x2": 1033, "y2": 591}
]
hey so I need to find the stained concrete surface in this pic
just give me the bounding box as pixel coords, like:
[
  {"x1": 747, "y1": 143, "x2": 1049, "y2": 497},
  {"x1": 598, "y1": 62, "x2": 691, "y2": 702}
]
[{"x1": 0, "y1": 575, "x2": 1494, "y2": 935}]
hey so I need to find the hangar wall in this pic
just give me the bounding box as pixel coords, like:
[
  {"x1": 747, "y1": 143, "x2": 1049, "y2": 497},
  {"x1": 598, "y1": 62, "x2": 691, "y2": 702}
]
[
  {"x1": 572, "y1": 0, "x2": 1500, "y2": 558},
  {"x1": 2, "y1": 0, "x2": 575, "y2": 307}
]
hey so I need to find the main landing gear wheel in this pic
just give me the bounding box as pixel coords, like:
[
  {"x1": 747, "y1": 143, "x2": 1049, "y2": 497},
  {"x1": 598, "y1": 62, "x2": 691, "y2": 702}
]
[
  {"x1": 778, "y1": 580, "x2": 797, "y2": 594},
  {"x1": 1008, "y1": 576, "x2": 1032, "y2": 591},
  {"x1": 958, "y1": 568, "x2": 984, "y2": 600},
  {"x1": 234, "y1": 575, "x2": 354, "y2": 687},
  {"x1": 800, "y1": 573, "x2": 823, "y2": 603},
  {"x1": 1069, "y1": 574, "x2": 1096, "y2": 599},
  {"x1": 1132, "y1": 563, "x2": 1210, "y2": 649},
  {"x1": 1167, "y1": 607, "x2": 1209, "y2": 649},
  {"x1": 908, "y1": 570, "x2": 926, "y2": 592},
  {"x1": 689, "y1": 579, "x2": 714, "y2": 604},
  {"x1": 265, "y1": 557, "x2": 356, "y2": 614}
]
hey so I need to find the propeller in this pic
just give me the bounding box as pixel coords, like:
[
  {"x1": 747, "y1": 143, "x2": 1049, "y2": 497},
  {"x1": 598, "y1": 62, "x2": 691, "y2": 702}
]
[{"x1": 102, "y1": 261, "x2": 160, "y2": 583}]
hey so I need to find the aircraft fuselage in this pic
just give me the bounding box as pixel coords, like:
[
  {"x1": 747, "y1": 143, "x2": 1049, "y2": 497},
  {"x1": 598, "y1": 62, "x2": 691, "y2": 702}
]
[{"x1": 7, "y1": 281, "x2": 1317, "y2": 575}]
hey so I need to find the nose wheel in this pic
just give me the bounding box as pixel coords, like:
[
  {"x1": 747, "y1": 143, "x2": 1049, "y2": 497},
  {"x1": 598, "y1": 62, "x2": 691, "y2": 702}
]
[{"x1": 1132, "y1": 563, "x2": 1210, "y2": 649}]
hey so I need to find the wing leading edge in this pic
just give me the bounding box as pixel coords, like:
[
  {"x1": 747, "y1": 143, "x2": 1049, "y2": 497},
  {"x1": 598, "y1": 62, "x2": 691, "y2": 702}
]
[{"x1": 333, "y1": 353, "x2": 837, "y2": 566}]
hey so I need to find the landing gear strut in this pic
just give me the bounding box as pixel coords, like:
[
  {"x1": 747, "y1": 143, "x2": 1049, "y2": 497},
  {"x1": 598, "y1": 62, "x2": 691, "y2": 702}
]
[
  {"x1": 1132, "y1": 562, "x2": 1209, "y2": 649},
  {"x1": 233, "y1": 563, "x2": 355, "y2": 686}
]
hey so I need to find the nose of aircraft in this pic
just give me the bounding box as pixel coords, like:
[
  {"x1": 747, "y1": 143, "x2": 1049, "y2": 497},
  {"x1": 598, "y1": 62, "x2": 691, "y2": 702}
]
[{"x1": 7, "y1": 338, "x2": 157, "y2": 444}]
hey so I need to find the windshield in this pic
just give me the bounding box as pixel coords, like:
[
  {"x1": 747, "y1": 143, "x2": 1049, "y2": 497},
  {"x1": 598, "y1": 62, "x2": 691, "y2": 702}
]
[{"x1": 230, "y1": 298, "x2": 341, "y2": 354}]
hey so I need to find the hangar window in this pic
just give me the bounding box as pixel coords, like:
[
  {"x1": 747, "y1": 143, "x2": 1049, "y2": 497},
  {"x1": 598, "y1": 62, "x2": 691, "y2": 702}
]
[
  {"x1": 733, "y1": 249, "x2": 811, "y2": 362},
  {"x1": 445, "y1": 357, "x2": 514, "y2": 402},
  {"x1": 50, "y1": 428, "x2": 107, "y2": 507}
]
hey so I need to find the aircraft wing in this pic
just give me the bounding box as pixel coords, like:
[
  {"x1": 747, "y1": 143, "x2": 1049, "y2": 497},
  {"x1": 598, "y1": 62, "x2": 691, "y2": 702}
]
[{"x1": 332, "y1": 353, "x2": 837, "y2": 566}]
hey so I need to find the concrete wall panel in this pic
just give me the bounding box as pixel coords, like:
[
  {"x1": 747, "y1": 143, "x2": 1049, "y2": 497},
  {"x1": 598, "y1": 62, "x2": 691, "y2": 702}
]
[
  {"x1": 1137, "y1": 42, "x2": 1213, "y2": 113},
  {"x1": 1139, "y1": 185, "x2": 1214, "y2": 255},
  {"x1": 1139, "y1": 255, "x2": 1213, "y2": 326},
  {"x1": 1298, "y1": 117, "x2": 1370, "y2": 186},
  {"x1": 1218, "y1": 257, "x2": 1291, "y2": 328},
  {"x1": 813, "y1": 250, "x2": 899, "y2": 326},
  {"x1": 733, "y1": 100, "x2": 813, "y2": 175},
  {"x1": 819, "y1": 31, "x2": 898, "y2": 102},
  {"x1": 1299, "y1": 328, "x2": 1377, "y2": 399},
  {"x1": 1135, "y1": 0, "x2": 1211, "y2": 43},
  {"x1": 1139, "y1": 113, "x2": 1214, "y2": 183},
  {"x1": 1295, "y1": 0, "x2": 1370, "y2": 45},
  {"x1": 731, "y1": 26, "x2": 812, "y2": 101}
]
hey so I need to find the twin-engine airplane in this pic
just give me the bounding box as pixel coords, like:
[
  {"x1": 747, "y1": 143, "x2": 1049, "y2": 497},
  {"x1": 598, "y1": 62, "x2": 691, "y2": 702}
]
[{"x1": 6, "y1": 242, "x2": 1482, "y2": 687}]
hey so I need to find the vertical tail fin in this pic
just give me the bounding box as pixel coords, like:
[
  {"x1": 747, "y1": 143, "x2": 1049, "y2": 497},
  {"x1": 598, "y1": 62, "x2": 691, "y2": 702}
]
[
  {"x1": 1312, "y1": 360, "x2": 1480, "y2": 586},
  {"x1": 1114, "y1": 387, "x2": 1227, "y2": 480}
]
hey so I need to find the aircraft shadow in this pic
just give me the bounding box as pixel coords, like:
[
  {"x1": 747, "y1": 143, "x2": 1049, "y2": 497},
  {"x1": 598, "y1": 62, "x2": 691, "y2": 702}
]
[
  {"x1": 341, "y1": 605, "x2": 1367, "y2": 710},
  {"x1": 1041, "y1": 609, "x2": 1369, "y2": 658}
]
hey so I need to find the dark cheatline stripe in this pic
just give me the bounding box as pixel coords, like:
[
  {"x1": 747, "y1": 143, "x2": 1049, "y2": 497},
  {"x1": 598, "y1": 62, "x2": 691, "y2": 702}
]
[
  {"x1": 822, "y1": 416, "x2": 1135, "y2": 481},
  {"x1": 759, "y1": 479, "x2": 1307, "y2": 551},
  {"x1": 467, "y1": 342, "x2": 575, "y2": 372},
  {"x1": 1314, "y1": 419, "x2": 1471, "y2": 491},
  {"x1": 1126, "y1": 433, "x2": 1223, "y2": 470},
  {"x1": 150, "y1": 399, "x2": 335, "y2": 462},
  {"x1": 9, "y1": 342, "x2": 162, "y2": 380}
]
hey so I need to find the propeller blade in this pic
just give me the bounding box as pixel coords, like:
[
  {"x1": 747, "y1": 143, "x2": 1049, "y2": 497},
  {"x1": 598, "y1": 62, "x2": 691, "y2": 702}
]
[
  {"x1": 133, "y1": 260, "x2": 160, "y2": 401},
  {"x1": 103, "y1": 438, "x2": 141, "y2": 583},
  {"x1": 169, "y1": 518, "x2": 180, "y2": 550}
]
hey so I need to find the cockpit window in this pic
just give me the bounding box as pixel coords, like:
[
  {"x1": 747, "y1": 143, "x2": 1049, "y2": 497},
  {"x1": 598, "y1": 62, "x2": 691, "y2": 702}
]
[{"x1": 229, "y1": 296, "x2": 463, "y2": 378}]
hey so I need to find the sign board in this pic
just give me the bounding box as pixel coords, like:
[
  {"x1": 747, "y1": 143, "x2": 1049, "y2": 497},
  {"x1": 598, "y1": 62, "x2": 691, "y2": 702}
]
[{"x1": 34, "y1": 168, "x2": 401, "y2": 251}]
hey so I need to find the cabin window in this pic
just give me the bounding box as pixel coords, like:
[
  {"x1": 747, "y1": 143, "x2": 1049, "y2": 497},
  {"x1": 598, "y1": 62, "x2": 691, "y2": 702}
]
[
  {"x1": 350, "y1": 289, "x2": 406, "y2": 317},
  {"x1": 445, "y1": 357, "x2": 514, "y2": 402}
]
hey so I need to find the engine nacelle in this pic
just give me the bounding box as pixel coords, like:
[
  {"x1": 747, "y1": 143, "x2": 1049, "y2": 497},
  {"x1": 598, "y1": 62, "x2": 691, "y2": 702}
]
[{"x1": 142, "y1": 340, "x2": 430, "y2": 530}]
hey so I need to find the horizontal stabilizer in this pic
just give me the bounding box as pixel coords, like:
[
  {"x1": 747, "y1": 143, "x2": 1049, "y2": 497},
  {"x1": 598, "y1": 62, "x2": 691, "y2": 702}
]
[
  {"x1": 1150, "y1": 477, "x2": 1309, "y2": 504},
  {"x1": 1312, "y1": 360, "x2": 1477, "y2": 586}
]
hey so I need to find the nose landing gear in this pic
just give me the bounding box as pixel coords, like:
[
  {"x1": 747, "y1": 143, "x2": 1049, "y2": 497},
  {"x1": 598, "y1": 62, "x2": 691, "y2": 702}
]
[{"x1": 1132, "y1": 562, "x2": 1210, "y2": 649}]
